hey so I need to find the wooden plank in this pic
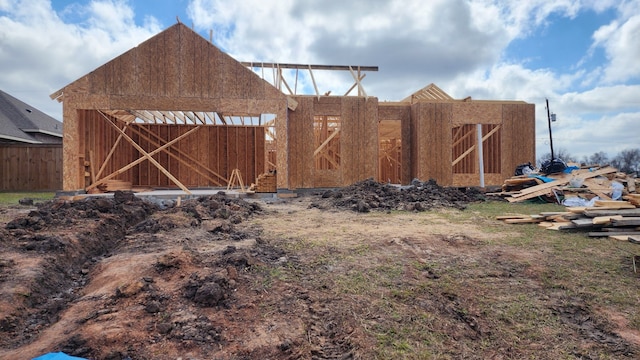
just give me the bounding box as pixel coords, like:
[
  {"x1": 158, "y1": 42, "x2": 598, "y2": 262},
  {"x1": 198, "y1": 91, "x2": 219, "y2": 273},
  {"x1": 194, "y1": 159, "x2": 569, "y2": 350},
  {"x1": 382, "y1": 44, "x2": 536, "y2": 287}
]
[
  {"x1": 506, "y1": 187, "x2": 558, "y2": 202},
  {"x1": 510, "y1": 166, "x2": 617, "y2": 199},
  {"x1": 589, "y1": 231, "x2": 640, "y2": 237},
  {"x1": 608, "y1": 235, "x2": 631, "y2": 241},
  {"x1": 504, "y1": 217, "x2": 543, "y2": 224},
  {"x1": 547, "y1": 222, "x2": 576, "y2": 231},
  {"x1": 581, "y1": 178, "x2": 612, "y2": 200},
  {"x1": 87, "y1": 113, "x2": 201, "y2": 192},
  {"x1": 583, "y1": 208, "x2": 640, "y2": 217},
  {"x1": 314, "y1": 128, "x2": 340, "y2": 157},
  {"x1": 572, "y1": 218, "x2": 599, "y2": 227},
  {"x1": 592, "y1": 215, "x2": 624, "y2": 225},
  {"x1": 496, "y1": 214, "x2": 532, "y2": 220},
  {"x1": 594, "y1": 200, "x2": 634, "y2": 208},
  {"x1": 129, "y1": 125, "x2": 225, "y2": 187},
  {"x1": 106, "y1": 118, "x2": 192, "y2": 193},
  {"x1": 89, "y1": 150, "x2": 96, "y2": 184},
  {"x1": 611, "y1": 217, "x2": 640, "y2": 227}
]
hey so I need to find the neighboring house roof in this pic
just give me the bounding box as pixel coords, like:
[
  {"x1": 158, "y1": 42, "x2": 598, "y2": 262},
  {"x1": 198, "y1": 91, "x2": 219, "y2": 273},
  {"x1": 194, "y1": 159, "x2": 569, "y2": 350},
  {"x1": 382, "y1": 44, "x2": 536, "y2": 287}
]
[{"x1": 0, "y1": 89, "x2": 63, "y2": 143}]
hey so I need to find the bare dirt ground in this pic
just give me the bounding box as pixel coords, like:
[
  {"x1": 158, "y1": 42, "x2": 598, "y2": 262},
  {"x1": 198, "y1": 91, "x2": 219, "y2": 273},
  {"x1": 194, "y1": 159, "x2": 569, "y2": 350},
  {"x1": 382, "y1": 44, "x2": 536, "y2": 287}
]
[{"x1": 0, "y1": 180, "x2": 639, "y2": 359}]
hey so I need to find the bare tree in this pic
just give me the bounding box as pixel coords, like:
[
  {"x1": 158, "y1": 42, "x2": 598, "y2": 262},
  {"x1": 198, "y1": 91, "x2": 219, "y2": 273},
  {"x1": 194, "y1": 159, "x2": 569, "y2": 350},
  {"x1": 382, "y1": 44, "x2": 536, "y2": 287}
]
[
  {"x1": 537, "y1": 148, "x2": 575, "y2": 168},
  {"x1": 612, "y1": 148, "x2": 640, "y2": 174},
  {"x1": 584, "y1": 151, "x2": 609, "y2": 166}
]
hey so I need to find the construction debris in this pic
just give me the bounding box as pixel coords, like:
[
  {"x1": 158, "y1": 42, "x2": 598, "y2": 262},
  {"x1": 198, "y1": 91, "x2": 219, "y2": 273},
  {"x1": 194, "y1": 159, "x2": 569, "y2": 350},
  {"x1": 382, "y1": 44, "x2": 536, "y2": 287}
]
[
  {"x1": 249, "y1": 171, "x2": 277, "y2": 193},
  {"x1": 495, "y1": 164, "x2": 639, "y2": 243},
  {"x1": 493, "y1": 165, "x2": 638, "y2": 205},
  {"x1": 498, "y1": 200, "x2": 640, "y2": 242}
]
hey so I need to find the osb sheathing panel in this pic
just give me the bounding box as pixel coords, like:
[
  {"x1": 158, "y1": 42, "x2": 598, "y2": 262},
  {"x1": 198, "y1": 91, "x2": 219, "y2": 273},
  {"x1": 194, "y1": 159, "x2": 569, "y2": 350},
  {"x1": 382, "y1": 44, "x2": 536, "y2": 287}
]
[
  {"x1": 339, "y1": 97, "x2": 378, "y2": 187},
  {"x1": 379, "y1": 104, "x2": 411, "y2": 185},
  {"x1": 287, "y1": 96, "x2": 378, "y2": 189},
  {"x1": 452, "y1": 102, "x2": 502, "y2": 125},
  {"x1": 501, "y1": 103, "x2": 535, "y2": 176},
  {"x1": 287, "y1": 97, "x2": 317, "y2": 189},
  {"x1": 74, "y1": 24, "x2": 283, "y2": 101},
  {"x1": 59, "y1": 23, "x2": 288, "y2": 190},
  {"x1": 62, "y1": 103, "x2": 80, "y2": 190},
  {"x1": 410, "y1": 102, "x2": 453, "y2": 185},
  {"x1": 453, "y1": 174, "x2": 504, "y2": 187}
]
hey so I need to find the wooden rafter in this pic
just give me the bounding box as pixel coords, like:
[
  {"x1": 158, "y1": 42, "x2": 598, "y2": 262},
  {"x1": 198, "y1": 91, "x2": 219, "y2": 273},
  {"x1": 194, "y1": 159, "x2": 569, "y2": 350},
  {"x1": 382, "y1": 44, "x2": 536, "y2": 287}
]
[
  {"x1": 402, "y1": 83, "x2": 454, "y2": 103},
  {"x1": 157, "y1": 111, "x2": 175, "y2": 123},
  {"x1": 242, "y1": 62, "x2": 378, "y2": 71},
  {"x1": 348, "y1": 66, "x2": 367, "y2": 97},
  {"x1": 308, "y1": 65, "x2": 320, "y2": 99},
  {"x1": 344, "y1": 73, "x2": 366, "y2": 96},
  {"x1": 279, "y1": 70, "x2": 295, "y2": 95}
]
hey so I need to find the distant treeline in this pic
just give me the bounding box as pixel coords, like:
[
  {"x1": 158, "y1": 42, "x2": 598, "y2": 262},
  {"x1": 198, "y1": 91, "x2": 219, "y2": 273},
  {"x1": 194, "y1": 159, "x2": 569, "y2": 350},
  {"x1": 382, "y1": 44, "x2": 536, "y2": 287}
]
[{"x1": 537, "y1": 148, "x2": 640, "y2": 174}]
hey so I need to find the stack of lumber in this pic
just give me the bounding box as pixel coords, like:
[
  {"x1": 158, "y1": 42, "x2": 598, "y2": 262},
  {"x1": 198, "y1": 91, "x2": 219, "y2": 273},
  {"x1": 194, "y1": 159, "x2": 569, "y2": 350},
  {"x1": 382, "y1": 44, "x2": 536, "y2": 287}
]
[
  {"x1": 494, "y1": 165, "x2": 638, "y2": 204},
  {"x1": 95, "y1": 179, "x2": 133, "y2": 192},
  {"x1": 497, "y1": 201, "x2": 640, "y2": 243},
  {"x1": 250, "y1": 172, "x2": 277, "y2": 193}
]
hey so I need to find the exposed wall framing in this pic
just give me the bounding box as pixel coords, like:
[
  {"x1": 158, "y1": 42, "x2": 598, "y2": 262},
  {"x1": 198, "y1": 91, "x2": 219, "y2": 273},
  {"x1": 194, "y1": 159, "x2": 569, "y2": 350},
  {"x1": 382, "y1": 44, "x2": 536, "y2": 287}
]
[
  {"x1": 288, "y1": 96, "x2": 378, "y2": 188},
  {"x1": 53, "y1": 24, "x2": 535, "y2": 191},
  {"x1": 408, "y1": 100, "x2": 534, "y2": 187},
  {"x1": 378, "y1": 104, "x2": 411, "y2": 184},
  {"x1": 75, "y1": 109, "x2": 267, "y2": 192},
  {"x1": 53, "y1": 23, "x2": 287, "y2": 191}
]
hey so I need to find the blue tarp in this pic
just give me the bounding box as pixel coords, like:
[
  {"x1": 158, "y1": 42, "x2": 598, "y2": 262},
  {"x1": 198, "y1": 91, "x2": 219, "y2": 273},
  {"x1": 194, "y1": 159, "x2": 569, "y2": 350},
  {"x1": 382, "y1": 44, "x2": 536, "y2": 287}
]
[
  {"x1": 529, "y1": 174, "x2": 555, "y2": 183},
  {"x1": 563, "y1": 165, "x2": 580, "y2": 173},
  {"x1": 32, "y1": 352, "x2": 87, "y2": 360}
]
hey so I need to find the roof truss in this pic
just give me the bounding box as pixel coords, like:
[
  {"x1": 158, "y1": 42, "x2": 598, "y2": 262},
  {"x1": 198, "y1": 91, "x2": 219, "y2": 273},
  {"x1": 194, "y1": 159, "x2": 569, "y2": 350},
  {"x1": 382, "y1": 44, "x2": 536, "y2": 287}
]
[
  {"x1": 241, "y1": 62, "x2": 378, "y2": 99},
  {"x1": 101, "y1": 110, "x2": 274, "y2": 126}
]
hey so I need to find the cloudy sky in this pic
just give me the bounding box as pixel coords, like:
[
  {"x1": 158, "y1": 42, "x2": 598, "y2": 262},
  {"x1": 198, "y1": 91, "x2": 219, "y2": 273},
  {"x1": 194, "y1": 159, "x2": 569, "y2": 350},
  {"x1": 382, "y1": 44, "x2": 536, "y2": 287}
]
[{"x1": 1, "y1": 0, "x2": 638, "y2": 161}]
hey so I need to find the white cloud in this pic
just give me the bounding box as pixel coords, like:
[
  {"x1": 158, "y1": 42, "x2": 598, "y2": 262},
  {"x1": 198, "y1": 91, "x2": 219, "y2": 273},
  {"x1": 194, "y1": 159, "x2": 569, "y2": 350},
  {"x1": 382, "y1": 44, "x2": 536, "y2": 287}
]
[
  {"x1": 543, "y1": 111, "x2": 640, "y2": 160},
  {"x1": 0, "y1": 0, "x2": 161, "y2": 119},
  {"x1": 0, "y1": 0, "x2": 637, "y2": 160},
  {"x1": 594, "y1": 14, "x2": 640, "y2": 83}
]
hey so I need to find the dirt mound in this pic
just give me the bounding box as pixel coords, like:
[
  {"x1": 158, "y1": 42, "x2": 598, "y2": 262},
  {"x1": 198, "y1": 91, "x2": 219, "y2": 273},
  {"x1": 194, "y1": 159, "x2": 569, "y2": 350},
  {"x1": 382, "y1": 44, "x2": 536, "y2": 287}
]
[
  {"x1": 6, "y1": 190, "x2": 156, "y2": 232},
  {"x1": 2, "y1": 190, "x2": 637, "y2": 359},
  {"x1": 310, "y1": 178, "x2": 484, "y2": 212},
  {"x1": 0, "y1": 192, "x2": 267, "y2": 359}
]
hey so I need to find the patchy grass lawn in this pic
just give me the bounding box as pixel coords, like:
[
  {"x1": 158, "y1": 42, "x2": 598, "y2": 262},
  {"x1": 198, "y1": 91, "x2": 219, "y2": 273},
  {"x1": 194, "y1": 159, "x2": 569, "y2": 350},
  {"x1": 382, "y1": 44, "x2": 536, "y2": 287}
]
[
  {"x1": 1, "y1": 195, "x2": 638, "y2": 359},
  {"x1": 253, "y1": 199, "x2": 640, "y2": 359},
  {"x1": 0, "y1": 192, "x2": 55, "y2": 205}
]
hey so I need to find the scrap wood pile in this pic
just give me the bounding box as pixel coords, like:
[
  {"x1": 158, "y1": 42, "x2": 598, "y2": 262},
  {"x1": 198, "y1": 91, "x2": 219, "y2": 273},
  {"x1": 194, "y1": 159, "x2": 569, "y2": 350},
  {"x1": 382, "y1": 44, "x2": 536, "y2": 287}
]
[
  {"x1": 495, "y1": 165, "x2": 637, "y2": 204},
  {"x1": 496, "y1": 165, "x2": 640, "y2": 243}
]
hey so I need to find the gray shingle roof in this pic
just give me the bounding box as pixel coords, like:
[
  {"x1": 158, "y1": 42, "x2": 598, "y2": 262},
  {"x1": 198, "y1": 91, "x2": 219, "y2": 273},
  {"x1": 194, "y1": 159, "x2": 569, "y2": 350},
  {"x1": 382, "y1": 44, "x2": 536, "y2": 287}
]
[{"x1": 0, "y1": 89, "x2": 62, "y2": 143}]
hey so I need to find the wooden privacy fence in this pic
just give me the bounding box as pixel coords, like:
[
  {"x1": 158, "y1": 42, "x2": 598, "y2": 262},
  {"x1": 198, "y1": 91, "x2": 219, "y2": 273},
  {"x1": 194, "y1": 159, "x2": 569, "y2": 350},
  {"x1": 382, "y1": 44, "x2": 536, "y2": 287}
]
[{"x1": 0, "y1": 144, "x2": 62, "y2": 191}]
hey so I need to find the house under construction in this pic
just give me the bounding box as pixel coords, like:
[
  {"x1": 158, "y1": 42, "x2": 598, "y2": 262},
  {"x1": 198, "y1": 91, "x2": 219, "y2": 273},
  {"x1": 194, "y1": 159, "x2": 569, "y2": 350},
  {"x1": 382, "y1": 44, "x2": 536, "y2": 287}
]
[{"x1": 51, "y1": 23, "x2": 535, "y2": 193}]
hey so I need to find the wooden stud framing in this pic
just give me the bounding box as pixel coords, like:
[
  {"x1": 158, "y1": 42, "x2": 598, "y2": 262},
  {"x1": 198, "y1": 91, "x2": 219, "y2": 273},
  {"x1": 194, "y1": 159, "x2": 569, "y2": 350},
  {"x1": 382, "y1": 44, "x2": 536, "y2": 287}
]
[{"x1": 53, "y1": 22, "x2": 534, "y2": 191}]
